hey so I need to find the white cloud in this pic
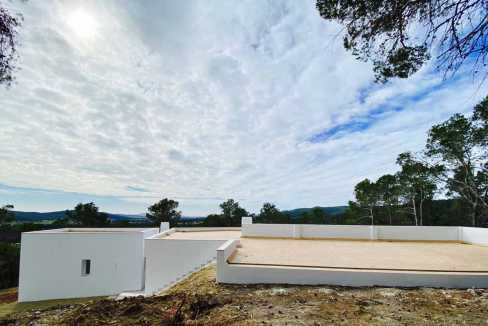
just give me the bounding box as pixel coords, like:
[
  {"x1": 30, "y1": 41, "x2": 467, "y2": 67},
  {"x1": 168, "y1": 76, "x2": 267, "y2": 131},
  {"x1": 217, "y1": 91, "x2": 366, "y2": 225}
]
[{"x1": 0, "y1": 0, "x2": 487, "y2": 215}]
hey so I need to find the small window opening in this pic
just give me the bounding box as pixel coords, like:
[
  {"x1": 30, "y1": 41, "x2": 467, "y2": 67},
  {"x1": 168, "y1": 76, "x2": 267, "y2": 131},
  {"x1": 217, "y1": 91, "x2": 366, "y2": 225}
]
[{"x1": 81, "y1": 259, "x2": 91, "y2": 276}]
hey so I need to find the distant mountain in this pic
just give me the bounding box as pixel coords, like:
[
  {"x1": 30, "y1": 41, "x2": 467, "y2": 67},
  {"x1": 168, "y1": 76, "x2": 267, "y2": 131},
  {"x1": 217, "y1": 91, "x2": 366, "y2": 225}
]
[
  {"x1": 12, "y1": 211, "x2": 147, "y2": 222},
  {"x1": 12, "y1": 206, "x2": 347, "y2": 222},
  {"x1": 13, "y1": 211, "x2": 68, "y2": 221},
  {"x1": 282, "y1": 206, "x2": 347, "y2": 219},
  {"x1": 106, "y1": 213, "x2": 147, "y2": 222}
]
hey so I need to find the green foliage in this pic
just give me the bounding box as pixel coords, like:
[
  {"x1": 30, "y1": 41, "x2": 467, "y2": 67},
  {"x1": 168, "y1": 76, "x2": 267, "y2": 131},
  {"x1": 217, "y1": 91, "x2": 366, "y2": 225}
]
[
  {"x1": 396, "y1": 152, "x2": 440, "y2": 225},
  {"x1": 256, "y1": 203, "x2": 289, "y2": 224},
  {"x1": 347, "y1": 96, "x2": 488, "y2": 226},
  {"x1": 0, "y1": 5, "x2": 21, "y2": 87},
  {"x1": 373, "y1": 46, "x2": 428, "y2": 83},
  {"x1": 66, "y1": 202, "x2": 110, "y2": 227},
  {"x1": 0, "y1": 242, "x2": 20, "y2": 289},
  {"x1": 283, "y1": 206, "x2": 347, "y2": 219},
  {"x1": 201, "y1": 199, "x2": 250, "y2": 227},
  {"x1": 0, "y1": 204, "x2": 14, "y2": 224},
  {"x1": 316, "y1": 0, "x2": 488, "y2": 82},
  {"x1": 203, "y1": 214, "x2": 226, "y2": 227},
  {"x1": 298, "y1": 207, "x2": 329, "y2": 224},
  {"x1": 375, "y1": 174, "x2": 401, "y2": 224},
  {"x1": 425, "y1": 98, "x2": 488, "y2": 226},
  {"x1": 354, "y1": 179, "x2": 380, "y2": 224},
  {"x1": 146, "y1": 198, "x2": 181, "y2": 227},
  {"x1": 219, "y1": 199, "x2": 249, "y2": 226}
]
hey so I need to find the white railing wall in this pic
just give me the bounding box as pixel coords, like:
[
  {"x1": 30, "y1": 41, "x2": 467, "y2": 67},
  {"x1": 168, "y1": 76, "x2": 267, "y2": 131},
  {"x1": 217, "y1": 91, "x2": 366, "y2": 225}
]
[
  {"x1": 242, "y1": 223, "x2": 488, "y2": 242},
  {"x1": 375, "y1": 225, "x2": 460, "y2": 241},
  {"x1": 461, "y1": 227, "x2": 488, "y2": 245}
]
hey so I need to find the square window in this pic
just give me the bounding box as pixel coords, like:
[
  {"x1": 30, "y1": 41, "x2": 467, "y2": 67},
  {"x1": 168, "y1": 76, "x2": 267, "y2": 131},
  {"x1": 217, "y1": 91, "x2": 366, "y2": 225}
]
[{"x1": 81, "y1": 259, "x2": 91, "y2": 276}]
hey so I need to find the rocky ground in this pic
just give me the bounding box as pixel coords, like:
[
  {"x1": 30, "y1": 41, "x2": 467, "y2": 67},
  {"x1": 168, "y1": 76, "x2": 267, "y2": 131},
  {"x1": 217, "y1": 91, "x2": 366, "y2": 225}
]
[{"x1": 1, "y1": 265, "x2": 488, "y2": 325}]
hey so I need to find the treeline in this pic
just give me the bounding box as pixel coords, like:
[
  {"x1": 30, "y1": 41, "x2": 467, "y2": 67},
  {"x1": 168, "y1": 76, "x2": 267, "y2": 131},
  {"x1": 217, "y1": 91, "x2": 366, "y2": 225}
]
[
  {"x1": 345, "y1": 97, "x2": 488, "y2": 226},
  {"x1": 199, "y1": 201, "x2": 342, "y2": 227},
  {"x1": 0, "y1": 205, "x2": 20, "y2": 289}
]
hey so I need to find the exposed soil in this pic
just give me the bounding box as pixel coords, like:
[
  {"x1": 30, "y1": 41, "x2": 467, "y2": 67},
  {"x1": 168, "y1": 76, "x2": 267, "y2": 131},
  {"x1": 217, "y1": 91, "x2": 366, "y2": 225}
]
[
  {"x1": 2, "y1": 265, "x2": 488, "y2": 325},
  {"x1": 0, "y1": 289, "x2": 17, "y2": 305}
]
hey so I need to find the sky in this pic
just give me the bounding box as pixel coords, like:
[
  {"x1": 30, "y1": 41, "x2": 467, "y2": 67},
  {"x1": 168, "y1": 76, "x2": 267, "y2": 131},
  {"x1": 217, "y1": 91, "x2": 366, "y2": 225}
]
[{"x1": 0, "y1": 0, "x2": 487, "y2": 216}]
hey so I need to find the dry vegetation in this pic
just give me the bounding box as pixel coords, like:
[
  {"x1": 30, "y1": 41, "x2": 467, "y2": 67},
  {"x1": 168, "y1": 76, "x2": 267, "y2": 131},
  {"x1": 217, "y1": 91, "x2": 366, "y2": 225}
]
[{"x1": 1, "y1": 265, "x2": 488, "y2": 325}]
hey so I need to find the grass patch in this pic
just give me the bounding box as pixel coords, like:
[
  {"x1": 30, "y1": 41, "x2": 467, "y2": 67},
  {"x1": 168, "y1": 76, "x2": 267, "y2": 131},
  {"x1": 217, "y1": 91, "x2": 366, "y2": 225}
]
[{"x1": 0, "y1": 288, "x2": 106, "y2": 318}]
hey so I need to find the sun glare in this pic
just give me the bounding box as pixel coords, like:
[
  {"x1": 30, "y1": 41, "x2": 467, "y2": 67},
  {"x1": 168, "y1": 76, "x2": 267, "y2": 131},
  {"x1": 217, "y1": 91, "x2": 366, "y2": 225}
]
[{"x1": 67, "y1": 9, "x2": 98, "y2": 39}]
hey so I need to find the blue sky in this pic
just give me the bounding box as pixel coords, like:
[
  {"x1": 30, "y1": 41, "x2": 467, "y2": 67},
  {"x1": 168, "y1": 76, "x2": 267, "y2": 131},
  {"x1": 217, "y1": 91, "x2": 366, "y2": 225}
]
[{"x1": 1, "y1": 0, "x2": 487, "y2": 215}]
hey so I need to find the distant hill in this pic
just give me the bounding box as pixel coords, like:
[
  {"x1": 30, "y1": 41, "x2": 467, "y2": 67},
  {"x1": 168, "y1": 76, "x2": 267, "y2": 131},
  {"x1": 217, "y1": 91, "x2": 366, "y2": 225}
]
[
  {"x1": 13, "y1": 211, "x2": 68, "y2": 221},
  {"x1": 12, "y1": 211, "x2": 147, "y2": 222},
  {"x1": 282, "y1": 206, "x2": 347, "y2": 219},
  {"x1": 11, "y1": 206, "x2": 348, "y2": 223}
]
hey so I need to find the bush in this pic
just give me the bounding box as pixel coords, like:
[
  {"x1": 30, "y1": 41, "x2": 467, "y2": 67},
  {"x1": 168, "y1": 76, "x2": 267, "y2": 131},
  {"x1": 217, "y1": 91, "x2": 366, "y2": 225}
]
[{"x1": 0, "y1": 243, "x2": 20, "y2": 289}]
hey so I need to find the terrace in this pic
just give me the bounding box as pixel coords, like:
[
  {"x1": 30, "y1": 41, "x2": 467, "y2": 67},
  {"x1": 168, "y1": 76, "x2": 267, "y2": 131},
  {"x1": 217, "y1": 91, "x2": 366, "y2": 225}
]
[
  {"x1": 217, "y1": 223, "x2": 488, "y2": 288},
  {"x1": 229, "y1": 238, "x2": 488, "y2": 272}
]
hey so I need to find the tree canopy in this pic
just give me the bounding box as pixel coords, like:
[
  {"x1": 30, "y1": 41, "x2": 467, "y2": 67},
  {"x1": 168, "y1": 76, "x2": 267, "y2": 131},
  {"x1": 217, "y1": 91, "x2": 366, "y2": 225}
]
[
  {"x1": 256, "y1": 203, "x2": 289, "y2": 223},
  {"x1": 0, "y1": 5, "x2": 21, "y2": 87},
  {"x1": 65, "y1": 202, "x2": 110, "y2": 227},
  {"x1": 354, "y1": 178, "x2": 380, "y2": 224},
  {"x1": 146, "y1": 198, "x2": 181, "y2": 227},
  {"x1": 425, "y1": 97, "x2": 488, "y2": 225},
  {"x1": 0, "y1": 204, "x2": 14, "y2": 224},
  {"x1": 316, "y1": 0, "x2": 488, "y2": 82},
  {"x1": 347, "y1": 96, "x2": 488, "y2": 226},
  {"x1": 219, "y1": 199, "x2": 249, "y2": 226}
]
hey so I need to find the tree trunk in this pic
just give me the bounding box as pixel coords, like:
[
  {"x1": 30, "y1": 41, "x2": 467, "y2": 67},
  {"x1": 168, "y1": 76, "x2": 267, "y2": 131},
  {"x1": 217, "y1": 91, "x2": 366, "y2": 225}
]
[
  {"x1": 387, "y1": 205, "x2": 392, "y2": 225},
  {"x1": 419, "y1": 198, "x2": 423, "y2": 226},
  {"x1": 370, "y1": 207, "x2": 374, "y2": 225},
  {"x1": 472, "y1": 201, "x2": 478, "y2": 227},
  {"x1": 412, "y1": 197, "x2": 418, "y2": 226}
]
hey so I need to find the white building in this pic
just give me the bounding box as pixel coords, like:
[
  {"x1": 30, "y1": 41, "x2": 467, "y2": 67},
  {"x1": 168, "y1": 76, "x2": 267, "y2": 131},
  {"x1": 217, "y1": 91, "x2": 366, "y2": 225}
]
[
  {"x1": 18, "y1": 220, "x2": 488, "y2": 302},
  {"x1": 18, "y1": 226, "x2": 240, "y2": 302},
  {"x1": 18, "y1": 228, "x2": 158, "y2": 302}
]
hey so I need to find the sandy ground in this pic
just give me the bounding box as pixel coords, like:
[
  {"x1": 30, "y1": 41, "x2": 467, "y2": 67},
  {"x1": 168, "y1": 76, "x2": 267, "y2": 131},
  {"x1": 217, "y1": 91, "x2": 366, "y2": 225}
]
[
  {"x1": 230, "y1": 238, "x2": 488, "y2": 272},
  {"x1": 2, "y1": 265, "x2": 488, "y2": 325}
]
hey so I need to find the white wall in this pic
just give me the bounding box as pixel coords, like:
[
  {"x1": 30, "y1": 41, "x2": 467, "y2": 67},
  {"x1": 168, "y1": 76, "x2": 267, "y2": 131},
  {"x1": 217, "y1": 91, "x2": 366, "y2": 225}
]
[
  {"x1": 242, "y1": 224, "x2": 295, "y2": 238},
  {"x1": 144, "y1": 238, "x2": 228, "y2": 294},
  {"x1": 218, "y1": 262, "x2": 488, "y2": 288},
  {"x1": 242, "y1": 224, "x2": 470, "y2": 242},
  {"x1": 375, "y1": 226, "x2": 460, "y2": 241},
  {"x1": 300, "y1": 225, "x2": 372, "y2": 239},
  {"x1": 242, "y1": 224, "x2": 373, "y2": 239},
  {"x1": 461, "y1": 227, "x2": 488, "y2": 245},
  {"x1": 216, "y1": 240, "x2": 240, "y2": 283},
  {"x1": 18, "y1": 229, "x2": 157, "y2": 302}
]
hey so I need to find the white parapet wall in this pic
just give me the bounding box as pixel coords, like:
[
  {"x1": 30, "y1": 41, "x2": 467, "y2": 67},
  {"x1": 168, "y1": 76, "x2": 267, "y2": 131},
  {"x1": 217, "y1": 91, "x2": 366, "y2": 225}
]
[
  {"x1": 300, "y1": 224, "x2": 373, "y2": 239},
  {"x1": 18, "y1": 228, "x2": 158, "y2": 302},
  {"x1": 242, "y1": 224, "x2": 296, "y2": 238},
  {"x1": 241, "y1": 223, "x2": 481, "y2": 242},
  {"x1": 375, "y1": 225, "x2": 461, "y2": 241},
  {"x1": 461, "y1": 227, "x2": 488, "y2": 245},
  {"x1": 216, "y1": 239, "x2": 241, "y2": 283}
]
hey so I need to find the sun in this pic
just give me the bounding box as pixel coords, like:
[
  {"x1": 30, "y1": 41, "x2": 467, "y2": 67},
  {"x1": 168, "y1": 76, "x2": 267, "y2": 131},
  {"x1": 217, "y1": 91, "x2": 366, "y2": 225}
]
[{"x1": 67, "y1": 9, "x2": 98, "y2": 39}]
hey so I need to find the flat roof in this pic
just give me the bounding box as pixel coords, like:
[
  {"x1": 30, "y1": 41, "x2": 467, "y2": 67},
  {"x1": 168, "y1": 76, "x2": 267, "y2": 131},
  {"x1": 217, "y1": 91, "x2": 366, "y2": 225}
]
[
  {"x1": 229, "y1": 238, "x2": 488, "y2": 272},
  {"x1": 156, "y1": 230, "x2": 241, "y2": 240}
]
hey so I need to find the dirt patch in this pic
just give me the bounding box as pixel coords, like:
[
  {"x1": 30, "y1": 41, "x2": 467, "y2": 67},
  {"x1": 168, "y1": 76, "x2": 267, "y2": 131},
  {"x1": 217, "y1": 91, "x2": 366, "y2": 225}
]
[
  {"x1": 2, "y1": 266, "x2": 488, "y2": 325},
  {"x1": 0, "y1": 289, "x2": 17, "y2": 304}
]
